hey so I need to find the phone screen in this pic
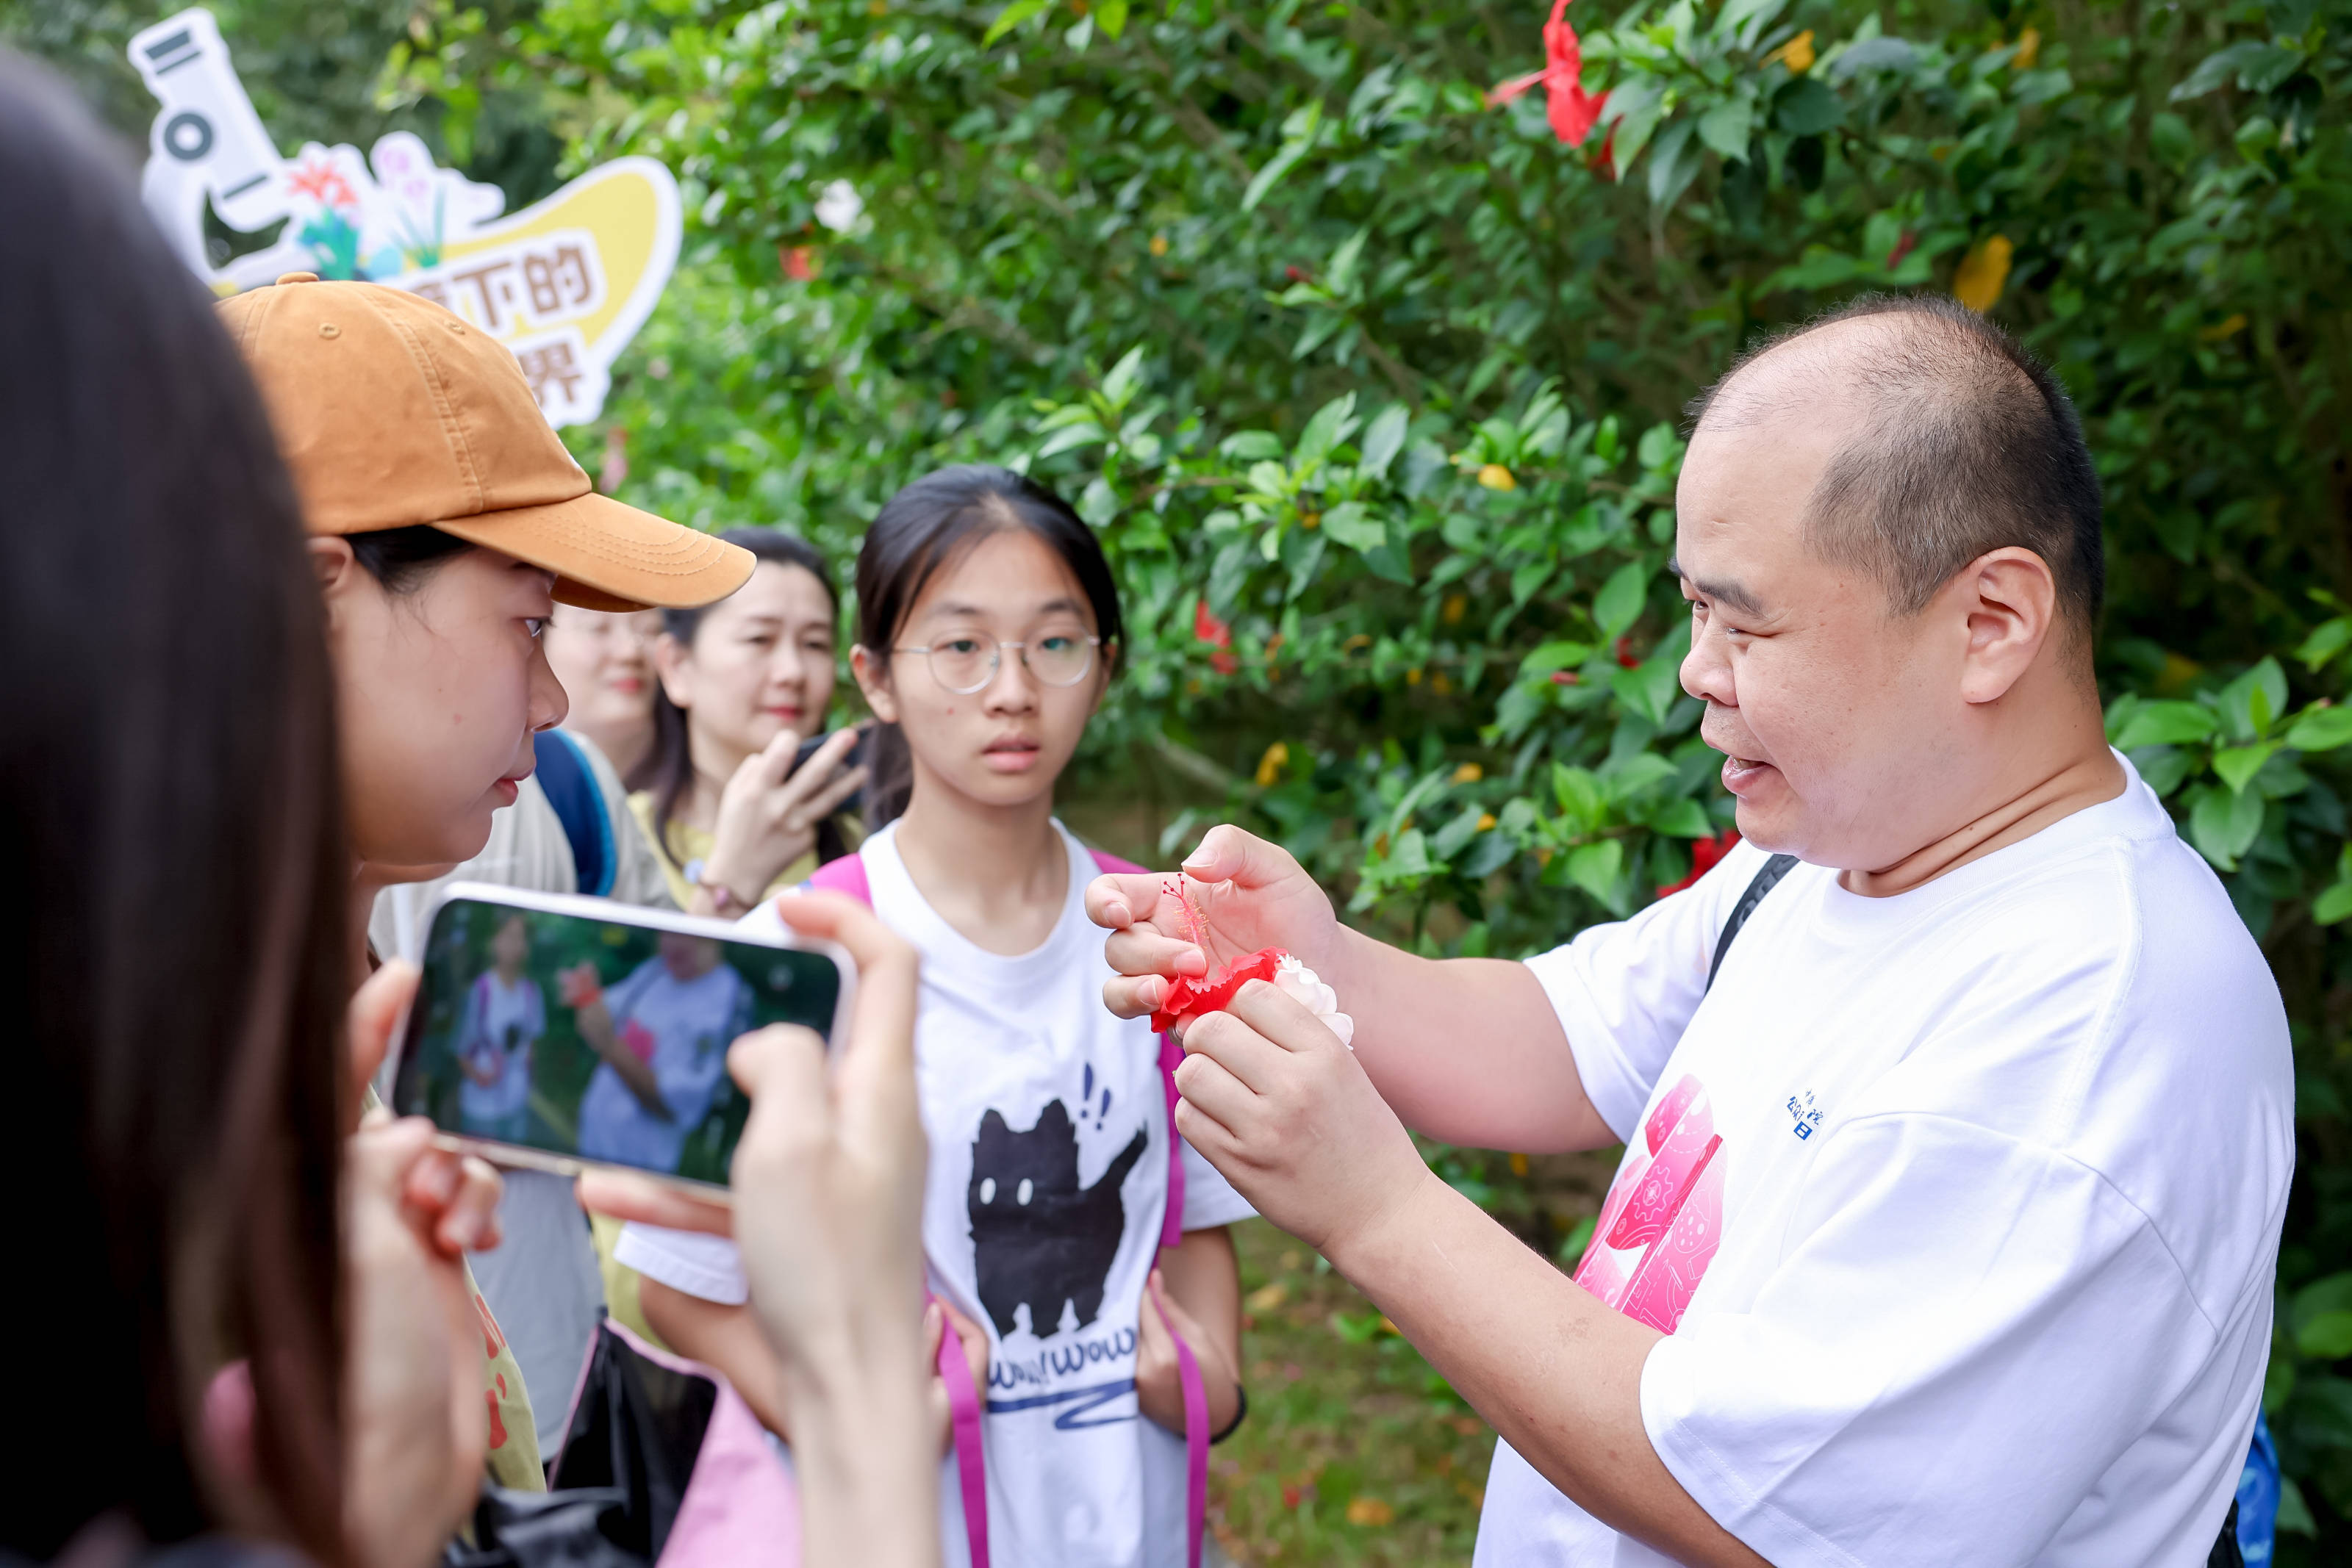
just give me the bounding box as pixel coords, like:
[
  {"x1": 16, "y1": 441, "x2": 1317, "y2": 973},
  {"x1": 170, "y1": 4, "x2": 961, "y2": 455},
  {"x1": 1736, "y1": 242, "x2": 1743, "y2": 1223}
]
[{"x1": 390, "y1": 894, "x2": 842, "y2": 1187}]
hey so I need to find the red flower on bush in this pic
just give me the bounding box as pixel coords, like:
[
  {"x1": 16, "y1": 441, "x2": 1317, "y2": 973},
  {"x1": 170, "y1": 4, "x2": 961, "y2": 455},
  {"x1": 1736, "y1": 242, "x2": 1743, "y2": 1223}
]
[
  {"x1": 1656, "y1": 830, "x2": 1739, "y2": 898},
  {"x1": 1196, "y1": 598, "x2": 1239, "y2": 675},
  {"x1": 1613, "y1": 636, "x2": 1640, "y2": 669},
  {"x1": 1488, "y1": 0, "x2": 1607, "y2": 148}
]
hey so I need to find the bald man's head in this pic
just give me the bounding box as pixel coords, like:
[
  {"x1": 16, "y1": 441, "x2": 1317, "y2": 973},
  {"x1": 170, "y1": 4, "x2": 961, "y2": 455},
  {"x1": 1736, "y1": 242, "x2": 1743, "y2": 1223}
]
[{"x1": 1690, "y1": 295, "x2": 2104, "y2": 643}]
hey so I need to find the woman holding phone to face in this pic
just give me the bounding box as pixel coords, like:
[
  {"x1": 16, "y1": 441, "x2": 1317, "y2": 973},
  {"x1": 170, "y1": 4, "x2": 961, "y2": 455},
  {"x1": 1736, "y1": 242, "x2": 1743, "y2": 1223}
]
[
  {"x1": 5, "y1": 50, "x2": 939, "y2": 1568},
  {"x1": 632, "y1": 528, "x2": 870, "y2": 920}
]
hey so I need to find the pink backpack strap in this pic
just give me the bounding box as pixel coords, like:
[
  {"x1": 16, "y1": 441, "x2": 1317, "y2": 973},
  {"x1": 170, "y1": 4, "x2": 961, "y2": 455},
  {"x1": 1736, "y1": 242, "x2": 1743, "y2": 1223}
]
[
  {"x1": 1087, "y1": 849, "x2": 1186, "y2": 1245},
  {"x1": 1093, "y1": 849, "x2": 1206, "y2": 1568},
  {"x1": 931, "y1": 1293, "x2": 990, "y2": 1568},
  {"x1": 1146, "y1": 1276, "x2": 1210, "y2": 1568},
  {"x1": 803, "y1": 852, "x2": 872, "y2": 905}
]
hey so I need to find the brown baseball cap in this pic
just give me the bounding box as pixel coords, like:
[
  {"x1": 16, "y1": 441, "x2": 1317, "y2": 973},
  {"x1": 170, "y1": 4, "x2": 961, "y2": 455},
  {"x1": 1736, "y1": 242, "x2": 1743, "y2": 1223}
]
[{"x1": 218, "y1": 273, "x2": 753, "y2": 611}]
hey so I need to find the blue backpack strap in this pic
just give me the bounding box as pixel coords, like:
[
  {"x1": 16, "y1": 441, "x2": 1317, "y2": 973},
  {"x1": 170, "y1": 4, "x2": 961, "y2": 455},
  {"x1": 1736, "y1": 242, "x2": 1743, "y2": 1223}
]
[{"x1": 533, "y1": 730, "x2": 615, "y2": 897}]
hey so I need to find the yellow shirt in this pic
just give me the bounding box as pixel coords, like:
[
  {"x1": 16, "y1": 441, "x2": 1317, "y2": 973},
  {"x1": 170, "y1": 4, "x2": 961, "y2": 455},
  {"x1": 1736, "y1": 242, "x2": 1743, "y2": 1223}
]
[{"x1": 626, "y1": 790, "x2": 863, "y2": 911}]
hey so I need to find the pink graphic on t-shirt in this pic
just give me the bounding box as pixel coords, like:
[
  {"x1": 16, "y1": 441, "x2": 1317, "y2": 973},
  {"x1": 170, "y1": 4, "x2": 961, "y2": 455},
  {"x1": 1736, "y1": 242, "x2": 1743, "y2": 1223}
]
[
  {"x1": 1571, "y1": 1073, "x2": 1726, "y2": 1334},
  {"x1": 1618, "y1": 1134, "x2": 1724, "y2": 1333}
]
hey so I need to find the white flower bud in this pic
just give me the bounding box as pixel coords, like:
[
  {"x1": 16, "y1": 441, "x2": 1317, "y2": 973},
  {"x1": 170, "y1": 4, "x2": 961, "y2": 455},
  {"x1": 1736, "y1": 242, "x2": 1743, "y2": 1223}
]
[{"x1": 1272, "y1": 953, "x2": 1355, "y2": 1049}]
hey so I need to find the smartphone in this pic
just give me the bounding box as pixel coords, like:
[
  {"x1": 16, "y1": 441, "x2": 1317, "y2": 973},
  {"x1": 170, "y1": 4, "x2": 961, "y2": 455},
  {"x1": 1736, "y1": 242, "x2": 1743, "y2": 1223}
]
[
  {"x1": 389, "y1": 882, "x2": 853, "y2": 1195},
  {"x1": 790, "y1": 723, "x2": 871, "y2": 783}
]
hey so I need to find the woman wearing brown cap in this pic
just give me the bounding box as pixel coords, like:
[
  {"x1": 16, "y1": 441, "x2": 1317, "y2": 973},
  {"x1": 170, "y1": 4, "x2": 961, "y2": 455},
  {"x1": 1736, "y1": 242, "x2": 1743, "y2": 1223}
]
[{"x1": 212, "y1": 267, "x2": 767, "y2": 1490}]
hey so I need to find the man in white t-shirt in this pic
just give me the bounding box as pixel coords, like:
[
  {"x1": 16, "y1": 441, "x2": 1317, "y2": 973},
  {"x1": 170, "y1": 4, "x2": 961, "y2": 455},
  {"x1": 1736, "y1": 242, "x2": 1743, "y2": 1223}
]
[
  {"x1": 572, "y1": 932, "x2": 755, "y2": 1174},
  {"x1": 1089, "y1": 295, "x2": 2293, "y2": 1567}
]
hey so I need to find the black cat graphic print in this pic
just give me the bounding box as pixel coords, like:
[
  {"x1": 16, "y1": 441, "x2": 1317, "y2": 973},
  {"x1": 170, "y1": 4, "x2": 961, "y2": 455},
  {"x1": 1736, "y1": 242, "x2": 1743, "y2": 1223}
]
[{"x1": 969, "y1": 1098, "x2": 1149, "y2": 1339}]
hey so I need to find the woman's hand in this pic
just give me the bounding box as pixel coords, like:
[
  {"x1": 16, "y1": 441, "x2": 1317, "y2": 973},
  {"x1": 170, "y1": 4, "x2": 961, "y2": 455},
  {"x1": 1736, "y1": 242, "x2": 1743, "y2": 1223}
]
[
  {"x1": 340, "y1": 963, "x2": 504, "y2": 1568},
  {"x1": 1135, "y1": 1267, "x2": 1243, "y2": 1439},
  {"x1": 698, "y1": 727, "x2": 869, "y2": 909},
  {"x1": 1085, "y1": 825, "x2": 1347, "y2": 1026}
]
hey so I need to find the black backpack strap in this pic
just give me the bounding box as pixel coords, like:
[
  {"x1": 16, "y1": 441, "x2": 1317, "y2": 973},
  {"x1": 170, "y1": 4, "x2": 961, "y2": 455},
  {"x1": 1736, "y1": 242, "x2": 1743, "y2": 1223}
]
[
  {"x1": 533, "y1": 730, "x2": 615, "y2": 897},
  {"x1": 1705, "y1": 852, "x2": 1799, "y2": 992}
]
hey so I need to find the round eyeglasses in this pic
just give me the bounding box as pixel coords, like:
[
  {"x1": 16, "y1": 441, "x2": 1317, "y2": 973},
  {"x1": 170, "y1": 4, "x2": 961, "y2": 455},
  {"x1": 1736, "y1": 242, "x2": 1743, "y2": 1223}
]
[{"x1": 896, "y1": 633, "x2": 1101, "y2": 695}]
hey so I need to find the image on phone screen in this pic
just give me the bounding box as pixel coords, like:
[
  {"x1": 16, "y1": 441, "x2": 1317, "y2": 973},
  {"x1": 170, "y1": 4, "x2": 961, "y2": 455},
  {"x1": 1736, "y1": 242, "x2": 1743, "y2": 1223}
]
[{"x1": 390, "y1": 895, "x2": 842, "y2": 1186}]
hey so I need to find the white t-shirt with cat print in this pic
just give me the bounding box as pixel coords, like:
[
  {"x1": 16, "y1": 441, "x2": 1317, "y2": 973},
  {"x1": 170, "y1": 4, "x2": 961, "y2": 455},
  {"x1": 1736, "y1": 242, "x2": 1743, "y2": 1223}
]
[{"x1": 617, "y1": 821, "x2": 1254, "y2": 1568}]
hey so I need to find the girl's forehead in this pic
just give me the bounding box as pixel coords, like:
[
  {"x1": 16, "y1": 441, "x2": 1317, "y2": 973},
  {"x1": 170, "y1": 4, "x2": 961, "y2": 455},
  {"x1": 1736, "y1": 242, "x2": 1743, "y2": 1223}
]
[{"x1": 911, "y1": 528, "x2": 1091, "y2": 622}]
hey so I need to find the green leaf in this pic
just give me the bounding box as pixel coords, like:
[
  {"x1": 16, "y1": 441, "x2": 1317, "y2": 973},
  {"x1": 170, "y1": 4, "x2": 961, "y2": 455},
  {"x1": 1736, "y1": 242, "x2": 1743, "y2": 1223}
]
[
  {"x1": 1774, "y1": 78, "x2": 1846, "y2": 136},
  {"x1": 2171, "y1": 41, "x2": 2304, "y2": 101},
  {"x1": 1649, "y1": 798, "x2": 1715, "y2": 837},
  {"x1": 1696, "y1": 98, "x2": 1754, "y2": 162},
  {"x1": 1594, "y1": 561, "x2": 1649, "y2": 639},
  {"x1": 1326, "y1": 226, "x2": 1372, "y2": 295},
  {"x1": 1358, "y1": 403, "x2": 1410, "y2": 479},
  {"x1": 1431, "y1": 804, "x2": 1487, "y2": 860},
  {"x1": 2295, "y1": 617, "x2": 2352, "y2": 671},
  {"x1": 1099, "y1": 345, "x2": 1147, "y2": 408},
  {"x1": 1294, "y1": 393, "x2": 1360, "y2": 467},
  {"x1": 2187, "y1": 785, "x2": 2265, "y2": 870},
  {"x1": 1520, "y1": 641, "x2": 1594, "y2": 679},
  {"x1": 2112, "y1": 701, "x2": 2217, "y2": 749},
  {"x1": 1319, "y1": 501, "x2": 1385, "y2": 551},
  {"x1": 1552, "y1": 764, "x2": 1605, "y2": 830},
  {"x1": 2286, "y1": 705, "x2": 2352, "y2": 752},
  {"x1": 1565, "y1": 839, "x2": 1625, "y2": 906},
  {"x1": 1034, "y1": 420, "x2": 1108, "y2": 459},
  {"x1": 1242, "y1": 103, "x2": 1322, "y2": 212},
  {"x1": 2212, "y1": 742, "x2": 2279, "y2": 794},
  {"x1": 981, "y1": 0, "x2": 1052, "y2": 46},
  {"x1": 2301, "y1": 1310, "x2": 2352, "y2": 1360},
  {"x1": 1610, "y1": 656, "x2": 1681, "y2": 725},
  {"x1": 1220, "y1": 431, "x2": 1285, "y2": 461},
  {"x1": 2312, "y1": 881, "x2": 2352, "y2": 926},
  {"x1": 1094, "y1": 0, "x2": 1128, "y2": 37},
  {"x1": 2217, "y1": 657, "x2": 2289, "y2": 741},
  {"x1": 1646, "y1": 117, "x2": 1703, "y2": 210}
]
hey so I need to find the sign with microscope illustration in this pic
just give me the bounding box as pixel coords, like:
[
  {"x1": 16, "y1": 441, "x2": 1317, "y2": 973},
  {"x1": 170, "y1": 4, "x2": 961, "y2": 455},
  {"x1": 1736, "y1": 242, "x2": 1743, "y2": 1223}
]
[{"x1": 126, "y1": 7, "x2": 678, "y2": 428}]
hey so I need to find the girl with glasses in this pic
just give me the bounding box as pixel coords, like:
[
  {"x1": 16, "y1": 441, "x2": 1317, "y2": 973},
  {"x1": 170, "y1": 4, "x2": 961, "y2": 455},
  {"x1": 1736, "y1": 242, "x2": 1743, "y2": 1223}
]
[{"x1": 614, "y1": 466, "x2": 1251, "y2": 1568}]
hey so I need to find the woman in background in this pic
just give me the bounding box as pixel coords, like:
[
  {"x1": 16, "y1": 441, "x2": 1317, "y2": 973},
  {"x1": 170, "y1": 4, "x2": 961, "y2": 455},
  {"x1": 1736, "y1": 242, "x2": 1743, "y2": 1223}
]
[
  {"x1": 543, "y1": 605, "x2": 665, "y2": 783},
  {"x1": 634, "y1": 528, "x2": 870, "y2": 918}
]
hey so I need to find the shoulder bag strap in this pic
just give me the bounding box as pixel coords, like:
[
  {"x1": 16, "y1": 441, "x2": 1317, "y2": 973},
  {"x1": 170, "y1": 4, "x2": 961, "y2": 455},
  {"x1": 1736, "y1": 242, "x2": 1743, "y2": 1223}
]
[
  {"x1": 532, "y1": 730, "x2": 615, "y2": 897},
  {"x1": 1704, "y1": 853, "x2": 1799, "y2": 993}
]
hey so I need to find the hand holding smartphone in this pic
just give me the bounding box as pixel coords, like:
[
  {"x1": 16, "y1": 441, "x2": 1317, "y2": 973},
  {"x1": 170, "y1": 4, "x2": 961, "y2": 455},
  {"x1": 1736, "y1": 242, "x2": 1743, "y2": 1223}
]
[{"x1": 390, "y1": 884, "x2": 854, "y2": 1193}]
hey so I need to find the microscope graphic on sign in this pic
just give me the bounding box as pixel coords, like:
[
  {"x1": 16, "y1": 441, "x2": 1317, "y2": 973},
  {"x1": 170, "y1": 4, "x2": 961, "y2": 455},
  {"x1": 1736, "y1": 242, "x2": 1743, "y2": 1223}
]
[{"x1": 128, "y1": 7, "x2": 681, "y2": 428}]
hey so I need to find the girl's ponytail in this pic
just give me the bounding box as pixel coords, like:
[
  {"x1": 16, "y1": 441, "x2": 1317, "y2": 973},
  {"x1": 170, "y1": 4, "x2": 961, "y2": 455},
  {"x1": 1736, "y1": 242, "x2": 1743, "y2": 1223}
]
[{"x1": 853, "y1": 465, "x2": 1122, "y2": 827}]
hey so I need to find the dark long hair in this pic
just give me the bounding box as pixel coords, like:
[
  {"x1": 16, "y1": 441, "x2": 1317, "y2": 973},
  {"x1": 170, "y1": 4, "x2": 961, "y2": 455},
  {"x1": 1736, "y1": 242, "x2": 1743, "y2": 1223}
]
[
  {"x1": 0, "y1": 54, "x2": 351, "y2": 1562},
  {"x1": 639, "y1": 528, "x2": 848, "y2": 867},
  {"x1": 855, "y1": 465, "x2": 1123, "y2": 825}
]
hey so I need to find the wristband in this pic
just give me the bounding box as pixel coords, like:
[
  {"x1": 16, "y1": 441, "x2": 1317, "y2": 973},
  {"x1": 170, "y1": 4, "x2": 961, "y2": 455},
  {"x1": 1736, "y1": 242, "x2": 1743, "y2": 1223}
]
[
  {"x1": 1210, "y1": 1385, "x2": 1249, "y2": 1445},
  {"x1": 684, "y1": 857, "x2": 751, "y2": 917}
]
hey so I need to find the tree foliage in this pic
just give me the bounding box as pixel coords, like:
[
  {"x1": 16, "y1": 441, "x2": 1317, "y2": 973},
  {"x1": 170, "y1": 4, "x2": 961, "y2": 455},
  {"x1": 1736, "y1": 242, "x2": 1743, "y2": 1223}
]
[{"x1": 15, "y1": 0, "x2": 2352, "y2": 1550}]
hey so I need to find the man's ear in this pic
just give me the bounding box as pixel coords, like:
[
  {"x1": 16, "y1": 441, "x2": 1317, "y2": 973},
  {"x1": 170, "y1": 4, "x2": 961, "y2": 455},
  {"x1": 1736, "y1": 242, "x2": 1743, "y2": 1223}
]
[
  {"x1": 306, "y1": 537, "x2": 358, "y2": 628},
  {"x1": 850, "y1": 644, "x2": 900, "y2": 724},
  {"x1": 1957, "y1": 547, "x2": 2059, "y2": 706}
]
